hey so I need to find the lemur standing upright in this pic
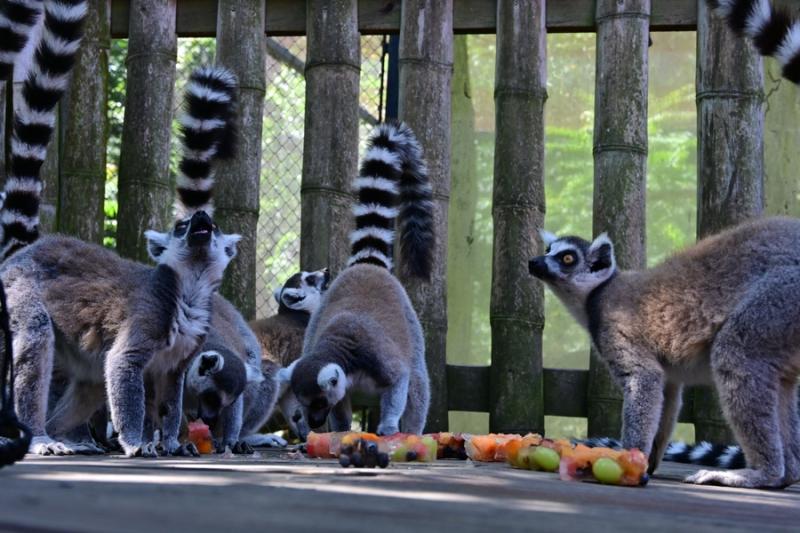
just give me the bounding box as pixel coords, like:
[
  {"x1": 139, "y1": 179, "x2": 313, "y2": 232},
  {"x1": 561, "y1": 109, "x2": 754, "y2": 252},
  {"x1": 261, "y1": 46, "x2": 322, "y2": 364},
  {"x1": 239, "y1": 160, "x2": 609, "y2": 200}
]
[
  {"x1": 0, "y1": 10, "x2": 242, "y2": 456},
  {"x1": 242, "y1": 268, "x2": 329, "y2": 442},
  {"x1": 286, "y1": 123, "x2": 433, "y2": 436}
]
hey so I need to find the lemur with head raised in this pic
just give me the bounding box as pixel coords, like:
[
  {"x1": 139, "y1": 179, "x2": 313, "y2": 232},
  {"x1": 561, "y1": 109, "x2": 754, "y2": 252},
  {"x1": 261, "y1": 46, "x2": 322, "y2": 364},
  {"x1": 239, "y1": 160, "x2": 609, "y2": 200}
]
[
  {"x1": 0, "y1": 9, "x2": 242, "y2": 456},
  {"x1": 531, "y1": 216, "x2": 800, "y2": 489},
  {"x1": 238, "y1": 268, "x2": 330, "y2": 443},
  {"x1": 285, "y1": 123, "x2": 433, "y2": 436}
]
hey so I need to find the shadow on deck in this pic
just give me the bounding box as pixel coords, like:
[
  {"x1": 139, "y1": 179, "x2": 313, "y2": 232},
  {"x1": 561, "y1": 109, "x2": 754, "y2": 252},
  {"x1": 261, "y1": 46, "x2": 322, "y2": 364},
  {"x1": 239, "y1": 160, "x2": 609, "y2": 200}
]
[{"x1": 0, "y1": 451, "x2": 798, "y2": 532}]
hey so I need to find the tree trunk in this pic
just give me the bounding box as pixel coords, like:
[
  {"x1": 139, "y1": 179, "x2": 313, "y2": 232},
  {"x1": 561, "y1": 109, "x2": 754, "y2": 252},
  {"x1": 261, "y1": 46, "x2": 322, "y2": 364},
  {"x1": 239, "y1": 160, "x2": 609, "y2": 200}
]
[
  {"x1": 116, "y1": 0, "x2": 176, "y2": 262},
  {"x1": 489, "y1": 0, "x2": 547, "y2": 435},
  {"x1": 398, "y1": 0, "x2": 453, "y2": 432},
  {"x1": 764, "y1": 59, "x2": 800, "y2": 217},
  {"x1": 694, "y1": 1, "x2": 764, "y2": 444},
  {"x1": 588, "y1": 0, "x2": 650, "y2": 438},
  {"x1": 215, "y1": 0, "x2": 266, "y2": 320},
  {"x1": 59, "y1": 0, "x2": 109, "y2": 243},
  {"x1": 300, "y1": 0, "x2": 360, "y2": 276}
]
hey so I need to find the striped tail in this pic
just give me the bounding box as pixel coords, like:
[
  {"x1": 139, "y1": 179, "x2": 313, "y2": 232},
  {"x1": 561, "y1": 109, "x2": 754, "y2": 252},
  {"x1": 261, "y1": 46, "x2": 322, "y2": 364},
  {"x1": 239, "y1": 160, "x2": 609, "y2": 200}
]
[
  {"x1": 0, "y1": 0, "x2": 44, "y2": 80},
  {"x1": 174, "y1": 66, "x2": 238, "y2": 220},
  {"x1": 0, "y1": 0, "x2": 87, "y2": 260},
  {"x1": 707, "y1": 0, "x2": 800, "y2": 83},
  {"x1": 579, "y1": 437, "x2": 747, "y2": 469},
  {"x1": 348, "y1": 122, "x2": 434, "y2": 279}
]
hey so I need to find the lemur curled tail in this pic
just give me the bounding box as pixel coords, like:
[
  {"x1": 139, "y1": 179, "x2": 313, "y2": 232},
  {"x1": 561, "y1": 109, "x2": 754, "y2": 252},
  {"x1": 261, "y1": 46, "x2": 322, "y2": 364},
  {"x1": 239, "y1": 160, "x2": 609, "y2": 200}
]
[
  {"x1": 287, "y1": 122, "x2": 433, "y2": 436},
  {"x1": 1, "y1": 0, "x2": 87, "y2": 259},
  {"x1": 706, "y1": 0, "x2": 800, "y2": 84}
]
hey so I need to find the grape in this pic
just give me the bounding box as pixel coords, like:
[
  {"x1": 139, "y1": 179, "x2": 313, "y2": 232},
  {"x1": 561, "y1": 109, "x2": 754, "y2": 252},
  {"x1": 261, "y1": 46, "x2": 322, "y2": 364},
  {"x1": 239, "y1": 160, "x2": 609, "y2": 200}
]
[
  {"x1": 351, "y1": 452, "x2": 364, "y2": 467},
  {"x1": 406, "y1": 450, "x2": 418, "y2": 461},
  {"x1": 592, "y1": 457, "x2": 624, "y2": 485},
  {"x1": 377, "y1": 452, "x2": 390, "y2": 468},
  {"x1": 530, "y1": 446, "x2": 560, "y2": 472},
  {"x1": 339, "y1": 454, "x2": 351, "y2": 468}
]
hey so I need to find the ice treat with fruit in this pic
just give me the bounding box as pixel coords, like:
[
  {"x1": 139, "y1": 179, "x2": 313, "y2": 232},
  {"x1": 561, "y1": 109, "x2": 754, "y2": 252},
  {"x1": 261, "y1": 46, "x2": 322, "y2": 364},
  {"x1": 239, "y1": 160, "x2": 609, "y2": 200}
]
[{"x1": 187, "y1": 420, "x2": 213, "y2": 455}]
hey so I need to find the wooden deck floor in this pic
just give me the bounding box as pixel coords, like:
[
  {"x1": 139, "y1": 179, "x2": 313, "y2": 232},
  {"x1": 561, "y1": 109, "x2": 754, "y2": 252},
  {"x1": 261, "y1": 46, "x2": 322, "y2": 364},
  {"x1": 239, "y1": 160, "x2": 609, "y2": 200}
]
[{"x1": 1, "y1": 451, "x2": 798, "y2": 532}]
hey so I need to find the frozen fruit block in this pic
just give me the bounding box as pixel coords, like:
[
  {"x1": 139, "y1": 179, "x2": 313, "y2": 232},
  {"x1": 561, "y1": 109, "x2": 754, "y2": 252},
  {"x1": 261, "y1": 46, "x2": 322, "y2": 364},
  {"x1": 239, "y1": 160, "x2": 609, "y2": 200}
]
[
  {"x1": 305, "y1": 431, "x2": 347, "y2": 458},
  {"x1": 187, "y1": 420, "x2": 213, "y2": 455},
  {"x1": 559, "y1": 444, "x2": 648, "y2": 486},
  {"x1": 466, "y1": 433, "x2": 543, "y2": 462},
  {"x1": 334, "y1": 432, "x2": 385, "y2": 456},
  {"x1": 384, "y1": 434, "x2": 438, "y2": 462},
  {"x1": 428, "y1": 432, "x2": 467, "y2": 459}
]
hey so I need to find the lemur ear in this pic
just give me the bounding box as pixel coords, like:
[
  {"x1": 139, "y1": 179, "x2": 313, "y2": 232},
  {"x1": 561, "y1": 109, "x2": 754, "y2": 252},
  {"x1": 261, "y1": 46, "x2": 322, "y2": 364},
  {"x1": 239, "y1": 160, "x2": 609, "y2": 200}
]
[
  {"x1": 277, "y1": 360, "x2": 298, "y2": 385},
  {"x1": 245, "y1": 363, "x2": 264, "y2": 384},
  {"x1": 321, "y1": 267, "x2": 331, "y2": 289},
  {"x1": 144, "y1": 230, "x2": 170, "y2": 261},
  {"x1": 539, "y1": 229, "x2": 558, "y2": 248},
  {"x1": 587, "y1": 232, "x2": 616, "y2": 273},
  {"x1": 198, "y1": 351, "x2": 224, "y2": 376},
  {"x1": 222, "y1": 233, "x2": 242, "y2": 259}
]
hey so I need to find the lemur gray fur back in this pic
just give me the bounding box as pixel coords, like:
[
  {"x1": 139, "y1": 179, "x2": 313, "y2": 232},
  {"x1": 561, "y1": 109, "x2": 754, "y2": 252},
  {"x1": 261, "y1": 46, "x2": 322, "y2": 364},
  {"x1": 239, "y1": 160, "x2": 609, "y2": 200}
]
[
  {"x1": 289, "y1": 123, "x2": 432, "y2": 437},
  {"x1": 530, "y1": 217, "x2": 800, "y2": 488},
  {"x1": 2, "y1": 56, "x2": 241, "y2": 457}
]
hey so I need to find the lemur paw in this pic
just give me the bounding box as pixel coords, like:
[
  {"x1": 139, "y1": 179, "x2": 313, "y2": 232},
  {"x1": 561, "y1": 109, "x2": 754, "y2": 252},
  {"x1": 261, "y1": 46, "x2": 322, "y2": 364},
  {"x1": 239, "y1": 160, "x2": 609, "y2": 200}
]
[
  {"x1": 230, "y1": 441, "x2": 255, "y2": 455},
  {"x1": 170, "y1": 443, "x2": 200, "y2": 457},
  {"x1": 376, "y1": 424, "x2": 400, "y2": 436},
  {"x1": 242, "y1": 434, "x2": 288, "y2": 448},
  {"x1": 129, "y1": 442, "x2": 159, "y2": 458},
  {"x1": 29, "y1": 436, "x2": 76, "y2": 456},
  {"x1": 685, "y1": 468, "x2": 785, "y2": 489}
]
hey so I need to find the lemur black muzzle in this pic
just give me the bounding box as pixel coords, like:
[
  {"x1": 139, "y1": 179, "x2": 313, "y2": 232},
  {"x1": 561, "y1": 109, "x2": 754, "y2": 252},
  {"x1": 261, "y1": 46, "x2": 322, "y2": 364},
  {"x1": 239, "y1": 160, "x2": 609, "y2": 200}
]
[
  {"x1": 187, "y1": 210, "x2": 213, "y2": 247},
  {"x1": 528, "y1": 256, "x2": 550, "y2": 278}
]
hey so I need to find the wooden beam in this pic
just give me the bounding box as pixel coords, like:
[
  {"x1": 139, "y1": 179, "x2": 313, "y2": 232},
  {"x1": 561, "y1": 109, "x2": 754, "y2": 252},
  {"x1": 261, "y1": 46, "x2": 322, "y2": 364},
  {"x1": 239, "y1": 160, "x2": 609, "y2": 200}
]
[{"x1": 111, "y1": 0, "x2": 757, "y2": 38}]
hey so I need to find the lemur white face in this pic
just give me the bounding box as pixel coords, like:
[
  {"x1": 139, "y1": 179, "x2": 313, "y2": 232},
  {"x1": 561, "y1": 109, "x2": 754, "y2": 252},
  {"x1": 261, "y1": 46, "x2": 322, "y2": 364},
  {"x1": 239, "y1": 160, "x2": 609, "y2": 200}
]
[
  {"x1": 529, "y1": 231, "x2": 617, "y2": 324},
  {"x1": 275, "y1": 268, "x2": 330, "y2": 313},
  {"x1": 184, "y1": 348, "x2": 246, "y2": 423},
  {"x1": 286, "y1": 359, "x2": 346, "y2": 430},
  {"x1": 317, "y1": 363, "x2": 347, "y2": 405},
  {"x1": 144, "y1": 210, "x2": 241, "y2": 278}
]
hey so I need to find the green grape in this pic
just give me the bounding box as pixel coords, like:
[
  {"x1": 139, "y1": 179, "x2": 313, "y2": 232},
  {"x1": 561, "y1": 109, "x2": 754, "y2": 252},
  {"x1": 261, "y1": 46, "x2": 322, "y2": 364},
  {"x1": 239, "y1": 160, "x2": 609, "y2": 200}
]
[
  {"x1": 530, "y1": 446, "x2": 560, "y2": 472},
  {"x1": 592, "y1": 457, "x2": 624, "y2": 484}
]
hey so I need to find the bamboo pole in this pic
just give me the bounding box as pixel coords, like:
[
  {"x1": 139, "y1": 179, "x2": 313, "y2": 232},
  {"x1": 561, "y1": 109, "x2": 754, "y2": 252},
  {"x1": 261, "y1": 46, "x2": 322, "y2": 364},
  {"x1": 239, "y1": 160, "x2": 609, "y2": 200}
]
[
  {"x1": 116, "y1": 0, "x2": 177, "y2": 262},
  {"x1": 398, "y1": 0, "x2": 453, "y2": 432},
  {"x1": 764, "y1": 60, "x2": 800, "y2": 218},
  {"x1": 299, "y1": 0, "x2": 360, "y2": 276},
  {"x1": 588, "y1": 0, "x2": 650, "y2": 438},
  {"x1": 694, "y1": 0, "x2": 764, "y2": 444},
  {"x1": 215, "y1": 0, "x2": 266, "y2": 320},
  {"x1": 58, "y1": 0, "x2": 109, "y2": 243},
  {"x1": 489, "y1": 0, "x2": 547, "y2": 434}
]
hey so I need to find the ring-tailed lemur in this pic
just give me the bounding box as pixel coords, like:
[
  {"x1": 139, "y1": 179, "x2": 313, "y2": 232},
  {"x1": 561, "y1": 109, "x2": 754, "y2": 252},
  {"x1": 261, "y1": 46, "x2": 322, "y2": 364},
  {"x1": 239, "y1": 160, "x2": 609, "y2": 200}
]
[
  {"x1": 244, "y1": 268, "x2": 329, "y2": 442},
  {"x1": 1, "y1": 49, "x2": 242, "y2": 457},
  {"x1": 285, "y1": 122, "x2": 433, "y2": 436},
  {"x1": 530, "y1": 217, "x2": 800, "y2": 488}
]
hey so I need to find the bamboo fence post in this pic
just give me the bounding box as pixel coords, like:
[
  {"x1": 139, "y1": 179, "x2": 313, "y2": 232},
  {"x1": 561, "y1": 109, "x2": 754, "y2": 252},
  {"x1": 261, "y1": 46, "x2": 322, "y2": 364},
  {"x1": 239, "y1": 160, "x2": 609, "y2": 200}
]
[
  {"x1": 398, "y1": 0, "x2": 453, "y2": 432},
  {"x1": 694, "y1": 1, "x2": 764, "y2": 443},
  {"x1": 588, "y1": 0, "x2": 650, "y2": 438},
  {"x1": 490, "y1": 0, "x2": 547, "y2": 434},
  {"x1": 58, "y1": 0, "x2": 109, "y2": 243},
  {"x1": 0, "y1": 83, "x2": 5, "y2": 186},
  {"x1": 763, "y1": 56, "x2": 799, "y2": 217},
  {"x1": 300, "y1": 0, "x2": 360, "y2": 276},
  {"x1": 116, "y1": 0, "x2": 176, "y2": 262},
  {"x1": 215, "y1": 0, "x2": 266, "y2": 320}
]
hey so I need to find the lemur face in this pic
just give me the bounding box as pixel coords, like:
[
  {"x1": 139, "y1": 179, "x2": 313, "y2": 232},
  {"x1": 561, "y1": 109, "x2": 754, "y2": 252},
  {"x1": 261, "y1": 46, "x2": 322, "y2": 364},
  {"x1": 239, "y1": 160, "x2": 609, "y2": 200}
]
[
  {"x1": 275, "y1": 268, "x2": 330, "y2": 314},
  {"x1": 289, "y1": 361, "x2": 346, "y2": 430},
  {"x1": 144, "y1": 210, "x2": 242, "y2": 275},
  {"x1": 529, "y1": 230, "x2": 617, "y2": 296},
  {"x1": 184, "y1": 347, "x2": 247, "y2": 423}
]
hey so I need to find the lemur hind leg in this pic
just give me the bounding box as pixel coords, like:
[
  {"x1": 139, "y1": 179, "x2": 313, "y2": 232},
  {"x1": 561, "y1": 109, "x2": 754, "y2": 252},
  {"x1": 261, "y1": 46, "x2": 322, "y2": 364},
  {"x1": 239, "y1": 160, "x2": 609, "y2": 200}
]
[
  {"x1": 377, "y1": 372, "x2": 409, "y2": 436},
  {"x1": 400, "y1": 363, "x2": 429, "y2": 435},
  {"x1": 778, "y1": 377, "x2": 800, "y2": 486},
  {"x1": 6, "y1": 283, "x2": 70, "y2": 455},
  {"x1": 46, "y1": 380, "x2": 106, "y2": 454},
  {"x1": 686, "y1": 272, "x2": 798, "y2": 488}
]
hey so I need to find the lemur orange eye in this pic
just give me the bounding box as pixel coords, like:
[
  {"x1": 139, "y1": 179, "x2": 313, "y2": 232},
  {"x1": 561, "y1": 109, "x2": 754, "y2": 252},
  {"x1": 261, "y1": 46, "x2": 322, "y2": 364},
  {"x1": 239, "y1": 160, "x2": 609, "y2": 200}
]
[{"x1": 562, "y1": 254, "x2": 575, "y2": 265}]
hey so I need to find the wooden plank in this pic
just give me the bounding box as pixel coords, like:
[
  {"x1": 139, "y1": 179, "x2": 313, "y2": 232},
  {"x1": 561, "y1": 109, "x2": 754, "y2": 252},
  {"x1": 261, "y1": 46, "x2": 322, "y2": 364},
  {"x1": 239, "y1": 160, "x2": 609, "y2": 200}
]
[
  {"x1": 114, "y1": 0, "x2": 177, "y2": 263},
  {"x1": 112, "y1": 0, "x2": 792, "y2": 37},
  {"x1": 587, "y1": 0, "x2": 650, "y2": 439},
  {"x1": 215, "y1": 0, "x2": 267, "y2": 320},
  {"x1": 300, "y1": 0, "x2": 360, "y2": 275},
  {"x1": 397, "y1": 0, "x2": 453, "y2": 433},
  {"x1": 489, "y1": 0, "x2": 547, "y2": 435},
  {"x1": 694, "y1": 0, "x2": 764, "y2": 445}
]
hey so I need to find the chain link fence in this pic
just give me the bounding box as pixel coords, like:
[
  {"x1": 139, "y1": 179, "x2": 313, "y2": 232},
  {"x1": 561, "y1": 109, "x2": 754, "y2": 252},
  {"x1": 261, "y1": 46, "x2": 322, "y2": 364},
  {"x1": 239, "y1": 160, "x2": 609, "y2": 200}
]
[{"x1": 255, "y1": 35, "x2": 387, "y2": 317}]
